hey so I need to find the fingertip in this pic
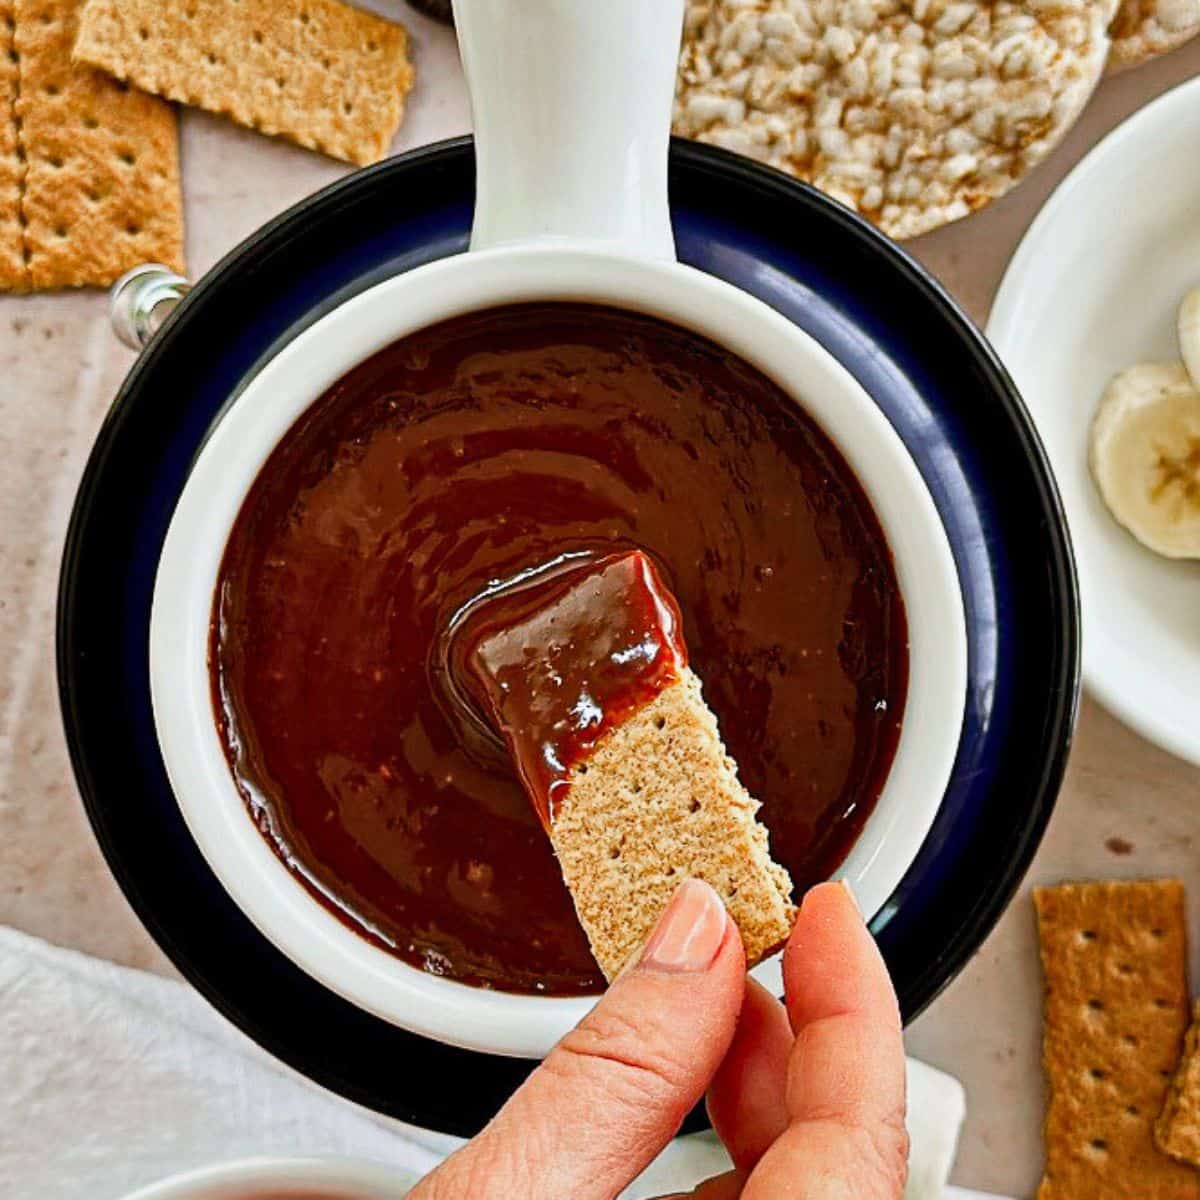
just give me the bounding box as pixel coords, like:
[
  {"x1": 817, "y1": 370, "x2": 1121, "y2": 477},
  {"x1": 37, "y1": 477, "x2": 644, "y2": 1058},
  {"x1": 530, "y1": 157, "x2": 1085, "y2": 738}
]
[
  {"x1": 783, "y1": 880, "x2": 898, "y2": 1033},
  {"x1": 798, "y1": 877, "x2": 861, "y2": 928},
  {"x1": 706, "y1": 889, "x2": 748, "y2": 984},
  {"x1": 625, "y1": 878, "x2": 745, "y2": 982},
  {"x1": 717, "y1": 896, "x2": 747, "y2": 967},
  {"x1": 781, "y1": 881, "x2": 858, "y2": 993},
  {"x1": 634, "y1": 878, "x2": 732, "y2": 975}
]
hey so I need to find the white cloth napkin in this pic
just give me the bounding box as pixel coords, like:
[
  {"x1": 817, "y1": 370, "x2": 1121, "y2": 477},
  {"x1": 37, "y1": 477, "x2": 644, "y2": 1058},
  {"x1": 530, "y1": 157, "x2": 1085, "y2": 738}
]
[{"x1": 0, "y1": 926, "x2": 967, "y2": 1199}]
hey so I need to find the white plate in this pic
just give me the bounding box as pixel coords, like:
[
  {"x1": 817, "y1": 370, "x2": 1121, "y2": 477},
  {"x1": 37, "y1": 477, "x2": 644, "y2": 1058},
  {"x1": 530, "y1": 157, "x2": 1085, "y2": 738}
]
[{"x1": 989, "y1": 77, "x2": 1200, "y2": 766}]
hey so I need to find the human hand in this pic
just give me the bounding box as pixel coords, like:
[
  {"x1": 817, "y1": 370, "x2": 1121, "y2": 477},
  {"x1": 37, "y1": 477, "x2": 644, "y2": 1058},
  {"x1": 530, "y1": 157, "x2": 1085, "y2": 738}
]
[{"x1": 410, "y1": 879, "x2": 907, "y2": 1200}]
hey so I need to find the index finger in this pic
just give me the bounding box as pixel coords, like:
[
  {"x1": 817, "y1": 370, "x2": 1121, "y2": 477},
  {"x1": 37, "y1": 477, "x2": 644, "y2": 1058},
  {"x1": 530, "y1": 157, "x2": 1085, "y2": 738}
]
[
  {"x1": 739, "y1": 880, "x2": 908, "y2": 1200},
  {"x1": 782, "y1": 880, "x2": 905, "y2": 1130}
]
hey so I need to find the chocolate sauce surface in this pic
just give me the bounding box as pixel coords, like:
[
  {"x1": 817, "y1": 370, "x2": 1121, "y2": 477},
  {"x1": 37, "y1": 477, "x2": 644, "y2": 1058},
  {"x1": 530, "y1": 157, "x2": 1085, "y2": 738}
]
[
  {"x1": 211, "y1": 303, "x2": 908, "y2": 996},
  {"x1": 458, "y1": 549, "x2": 688, "y2": 828}
]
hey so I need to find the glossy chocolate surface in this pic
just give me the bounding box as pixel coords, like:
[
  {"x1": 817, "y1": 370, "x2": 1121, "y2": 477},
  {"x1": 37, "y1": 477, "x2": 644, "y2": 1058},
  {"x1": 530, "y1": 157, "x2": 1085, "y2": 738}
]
[
  {"x1": 458, "y1": 549, "x2": 688, "y2": 828},
  {"x1": 211, "y1": 303, "x2": 907, "y2": 995}
]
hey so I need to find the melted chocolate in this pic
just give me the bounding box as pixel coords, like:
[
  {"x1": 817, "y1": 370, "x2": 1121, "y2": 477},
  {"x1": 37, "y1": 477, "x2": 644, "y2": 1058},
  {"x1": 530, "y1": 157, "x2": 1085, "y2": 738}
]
[
  {"x1": 211, "y1": 303, "x2": 907, "y2": 996},
  {"x1": 458, "y1": 549, "x2": 688, "y2": 828}
]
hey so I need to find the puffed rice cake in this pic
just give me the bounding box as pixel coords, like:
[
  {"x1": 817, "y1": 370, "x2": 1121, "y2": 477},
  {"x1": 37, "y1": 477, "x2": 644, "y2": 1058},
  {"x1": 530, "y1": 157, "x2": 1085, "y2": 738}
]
[
  {"x1": 1107, "y1": 0, "x2": 1199, "y2": 71},
  {"x1": 674, "y1": 0, "x2": 1117, "y2": 239}
]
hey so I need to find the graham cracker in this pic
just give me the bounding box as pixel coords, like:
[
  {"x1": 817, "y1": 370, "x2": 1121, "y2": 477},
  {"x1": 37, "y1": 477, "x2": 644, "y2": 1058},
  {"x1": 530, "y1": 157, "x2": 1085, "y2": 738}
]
[
  {"x1": 74, "y1": 0, "x2": 414, "y2": 167},
  {"x1": 2, "y1": 0, "x2": 182, "y2": 291},
  {"x1": 552, "y1": 668, "x2": 796, "y2": 980},
  {"x1": 1034, "y1": 880, "x2": 1199, "y2": 1200},
  {"x1": 1157, "y1": 1001, "x2": 1200, "y2": 1167},
  {"x1": 0, "y1": 0, "x2": 25, "y2": 288}
]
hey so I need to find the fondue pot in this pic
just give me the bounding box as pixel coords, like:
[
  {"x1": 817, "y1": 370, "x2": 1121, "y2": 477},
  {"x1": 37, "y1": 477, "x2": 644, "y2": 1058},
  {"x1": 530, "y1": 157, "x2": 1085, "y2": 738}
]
[
  {"x1": 153, "y1": 0, "x2": 965, "y2": 1059},
  {"x1": 58, "y1": 0, "x2": 1079, "y2": 1134}
]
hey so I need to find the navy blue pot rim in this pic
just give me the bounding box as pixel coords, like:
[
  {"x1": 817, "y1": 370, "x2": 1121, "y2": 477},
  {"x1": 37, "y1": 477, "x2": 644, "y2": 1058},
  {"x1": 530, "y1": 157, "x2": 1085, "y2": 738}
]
[{"x1": 58, "y1": 135, "x2": 1080, "y2": 1136}]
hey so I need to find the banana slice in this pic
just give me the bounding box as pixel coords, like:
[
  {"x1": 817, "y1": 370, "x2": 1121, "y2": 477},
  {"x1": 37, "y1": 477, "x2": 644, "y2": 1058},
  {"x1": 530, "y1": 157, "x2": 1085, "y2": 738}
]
[
  {"x1": 1089, "y1": 362, "x2": 1200, "y2": 559},
  {"x1": 1179, "y1": 287, "x2": 1200, "y2": 391}
]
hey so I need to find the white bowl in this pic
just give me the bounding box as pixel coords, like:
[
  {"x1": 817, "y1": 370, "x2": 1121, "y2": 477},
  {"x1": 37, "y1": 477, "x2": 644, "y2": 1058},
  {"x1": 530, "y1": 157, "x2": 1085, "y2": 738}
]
[
  {"x1": 150, "y1": 245, "x2": 967, "y2": 1057},
  {"x1": 150, "y1": 0, "x2": 966, "y2": 1058},
  {"x1": 988, "y1": 76, "x2": 1200, "y2": 766},
  {"x1": 118, "y1": 1157, "x2": 414, "y2": 1200}
]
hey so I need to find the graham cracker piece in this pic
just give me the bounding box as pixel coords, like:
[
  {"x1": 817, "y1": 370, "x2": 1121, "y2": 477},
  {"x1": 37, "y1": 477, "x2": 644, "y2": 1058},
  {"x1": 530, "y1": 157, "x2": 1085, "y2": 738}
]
[
  {"x1": 74, "y1": 0, "x2": 414, "y2": 167},
  {"x1": 552, "y1": 668, "x2": 796, "y2": 980},
  {"x1": 1034, "y1": 880, "x2": 1199, "y2": 1200},
  {"x1": 0, "y1": 0, "x2": 25, "y2": 289},
  {"x1": 1157, "y1": 1001, "x2": 1200, "y2": 1166},
  {"x1": 6, "y1": 0, "x2": 182, "y2": 290},
  {"x1": 1107, "y1": 0, "x2": 1200, "y2": 72}
]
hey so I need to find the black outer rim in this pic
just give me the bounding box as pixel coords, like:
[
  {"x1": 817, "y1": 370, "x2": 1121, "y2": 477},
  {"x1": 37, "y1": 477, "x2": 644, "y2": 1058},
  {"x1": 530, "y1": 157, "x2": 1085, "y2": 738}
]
[{"x1": 57, "y1": 135, "x2": 1080, "y2": 1116}]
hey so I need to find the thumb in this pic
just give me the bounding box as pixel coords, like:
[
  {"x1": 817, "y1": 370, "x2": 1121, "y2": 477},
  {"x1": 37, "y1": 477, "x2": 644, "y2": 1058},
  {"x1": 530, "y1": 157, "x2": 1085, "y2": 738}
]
[{"x1": 413, "y1": 879, "x2": 746, "y2": 1200}]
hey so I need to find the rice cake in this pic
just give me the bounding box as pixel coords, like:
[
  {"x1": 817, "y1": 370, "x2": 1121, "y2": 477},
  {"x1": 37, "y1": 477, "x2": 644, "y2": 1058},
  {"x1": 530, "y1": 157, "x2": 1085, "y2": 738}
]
[
  {"x1": 675, "y1": 0, "x2": 1116, "y2": 240},
  {"x1": 1107, "y1": 0, "x2": 1200, "y2": 71}
]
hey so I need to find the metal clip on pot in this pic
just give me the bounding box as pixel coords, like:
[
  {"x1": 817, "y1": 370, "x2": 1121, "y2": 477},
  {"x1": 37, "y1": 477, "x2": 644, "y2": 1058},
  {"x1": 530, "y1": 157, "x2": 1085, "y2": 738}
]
[{"x1": 110, "y1": 264, "x2": 191, "y2": 350}]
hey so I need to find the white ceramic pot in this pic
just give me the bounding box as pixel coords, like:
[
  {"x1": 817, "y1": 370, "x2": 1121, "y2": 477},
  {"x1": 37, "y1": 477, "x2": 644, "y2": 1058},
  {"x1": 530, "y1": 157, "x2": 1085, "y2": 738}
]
[
  {"x1": 118, "y1": 1157, "x2": 414, "y2": 1200},
  {"x1": 150, "y1": 0, "x2": 966, "y2": 1057}
]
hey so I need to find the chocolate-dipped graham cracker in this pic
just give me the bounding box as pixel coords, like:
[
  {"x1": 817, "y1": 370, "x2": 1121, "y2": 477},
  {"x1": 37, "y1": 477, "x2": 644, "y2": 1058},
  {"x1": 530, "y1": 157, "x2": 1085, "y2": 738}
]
[{"x1": 461, "y1": 549, "x2": 796, "y2": 979}]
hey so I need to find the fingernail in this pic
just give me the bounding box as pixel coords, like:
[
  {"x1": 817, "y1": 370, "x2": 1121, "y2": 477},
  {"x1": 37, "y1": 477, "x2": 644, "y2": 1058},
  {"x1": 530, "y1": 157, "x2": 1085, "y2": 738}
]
[
  {"x1": 839, "y1": 878, "x2": 862, "y2": 915},
  {"x1": 638, "y1": 879, "x2": 727, "y2": 973}
]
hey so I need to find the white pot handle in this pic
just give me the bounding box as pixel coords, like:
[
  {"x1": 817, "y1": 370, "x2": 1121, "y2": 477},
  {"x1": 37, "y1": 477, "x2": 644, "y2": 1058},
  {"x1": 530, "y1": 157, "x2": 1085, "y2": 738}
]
[{"x1": 453, "y1": 0, "x2": 684, "y2": 259}]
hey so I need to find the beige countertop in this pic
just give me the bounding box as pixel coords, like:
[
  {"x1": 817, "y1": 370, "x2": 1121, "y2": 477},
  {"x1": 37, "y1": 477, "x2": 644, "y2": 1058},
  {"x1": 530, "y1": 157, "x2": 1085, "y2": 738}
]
[{"x1": 1, "y1": 9, "x2": 1198, "y2": 1195}]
